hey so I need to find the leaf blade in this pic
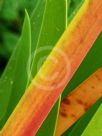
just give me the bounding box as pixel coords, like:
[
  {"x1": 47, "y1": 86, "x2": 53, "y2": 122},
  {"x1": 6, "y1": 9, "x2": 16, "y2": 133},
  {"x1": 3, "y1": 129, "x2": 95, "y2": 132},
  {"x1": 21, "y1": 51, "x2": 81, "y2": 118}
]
[{"x1": 0, "y1": 11, "x2": 31, "y2": 128}]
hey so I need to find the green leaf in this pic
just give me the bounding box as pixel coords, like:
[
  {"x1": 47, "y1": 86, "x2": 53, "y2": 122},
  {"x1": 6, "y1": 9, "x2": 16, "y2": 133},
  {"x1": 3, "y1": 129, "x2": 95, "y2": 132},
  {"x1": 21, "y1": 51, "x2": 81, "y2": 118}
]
[
  {"x1": 0, "y1": 11, "x2": 31, "y2": 129},
  {"x1": 62, "y1": 32, "x2": 102, "y2": 99},
  {"x1": 30, "y1": 0, "x2": 67, "y2": 135},
  {"x1": 31, "y1": 0, "x2": 67, "y2": 77},
  {"x1": 82, "y1": 104, "x2": 102, "y2": 136},
  {"x1": 30, "y1": 0, "x2": 47, "y2": 54},
  {"x1": 62, "y1": 97, "x2": 102, "y2": 136},
  {"x1": 67, "y1": 0, "x2": 84, "y2": 23}
]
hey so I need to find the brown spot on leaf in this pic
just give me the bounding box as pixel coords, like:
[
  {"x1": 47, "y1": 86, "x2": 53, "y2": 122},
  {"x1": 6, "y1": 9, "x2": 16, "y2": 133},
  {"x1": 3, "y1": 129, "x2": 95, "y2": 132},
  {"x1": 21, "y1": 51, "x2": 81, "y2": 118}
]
[
  {"x1": 60, "y1": 112, "x2": 67, "y2": 118},
  {"x1": 91, "y1": 86, "x2": 95, "y2": 89},
  {"x1": 76, "y1": 99, "x2": 83, "y2": 105},
  {"x1": 71, "y1": 114, "x2": 77, "y2": 119},
  {"x1": 95, "y1": 74, "x2": 101, "y2": 81},
  {"x1": 62, "y1": 98, "x2": 71, "y2": 105}
]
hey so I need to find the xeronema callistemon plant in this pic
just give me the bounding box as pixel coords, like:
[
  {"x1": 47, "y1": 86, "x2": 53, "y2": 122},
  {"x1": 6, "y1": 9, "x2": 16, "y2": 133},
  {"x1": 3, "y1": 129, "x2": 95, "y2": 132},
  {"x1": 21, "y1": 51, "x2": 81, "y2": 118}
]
[{"x1": 0, "y1": 0, "x2": 102, "y2": 136}]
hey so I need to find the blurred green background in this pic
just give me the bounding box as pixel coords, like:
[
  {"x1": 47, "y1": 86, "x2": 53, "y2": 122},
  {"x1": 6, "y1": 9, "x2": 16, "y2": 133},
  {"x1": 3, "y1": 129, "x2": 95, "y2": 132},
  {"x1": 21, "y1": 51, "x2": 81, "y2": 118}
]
[{"x1": 0, "y1": 0, "x2": 38, "y2": 76}]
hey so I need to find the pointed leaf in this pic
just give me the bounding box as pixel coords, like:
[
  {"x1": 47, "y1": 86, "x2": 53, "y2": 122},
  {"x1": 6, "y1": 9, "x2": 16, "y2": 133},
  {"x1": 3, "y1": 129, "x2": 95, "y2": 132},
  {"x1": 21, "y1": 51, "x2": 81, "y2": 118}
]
[
  {"x1": 82, "y1": 104, "x2": 102, "y2": 136},
  {"x1": 0, "y1": 11, "x2": 31, "y2": 128}
]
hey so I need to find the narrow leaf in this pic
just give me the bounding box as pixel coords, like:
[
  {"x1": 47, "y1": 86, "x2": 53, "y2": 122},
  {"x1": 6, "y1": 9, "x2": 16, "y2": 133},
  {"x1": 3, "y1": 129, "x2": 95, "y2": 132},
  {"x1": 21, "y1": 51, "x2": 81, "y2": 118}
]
[
  {"x1": 0, "y1": 11, "x2": 31, "y2": 128},
  {"x1": 82, "y1": 104, "x2": 102, "y2": 136}
]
